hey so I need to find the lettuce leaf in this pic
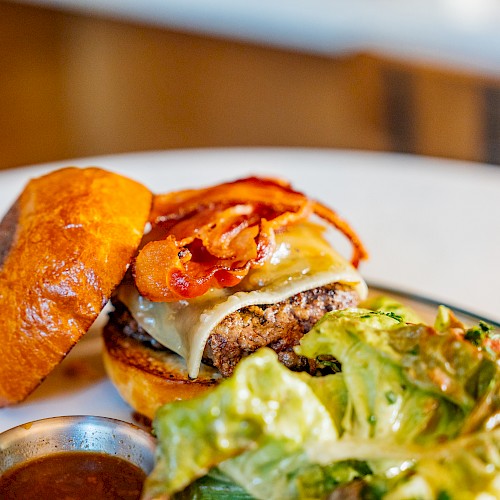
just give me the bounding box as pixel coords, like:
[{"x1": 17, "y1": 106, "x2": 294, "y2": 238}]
[
  {"x1": 364, "y1": 428, "x2": 500, "y2": 500},
  {"x1": 296, "y1": 308, "x2": 498, "y2": 439},
  {"x1": 143, "y1": 299, "x2": 500, "y2": 500},
  {"x1": 217, "y1": 437, "x2": 371, "y2": 500},
  {"x1": 297, "y1": 307, "x2": 500, "y2": 497},
  {"x1": 172, "y1": 468, "x2": 254, "y2": 499},
  {"x1": 143, "y1": 348, "x2": 339, "y2": 499},
  {"x1": 360, "y1": 295, "x2": 423, "y2": 324}
]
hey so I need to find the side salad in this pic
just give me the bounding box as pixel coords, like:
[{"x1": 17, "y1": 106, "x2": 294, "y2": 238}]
[{"x1": 142, "y1": 297, "x2": 500, "y2": 500}]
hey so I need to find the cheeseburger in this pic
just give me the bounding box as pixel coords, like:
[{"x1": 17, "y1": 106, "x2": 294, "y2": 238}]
[
  {"x1": 0, "y1": 169, "x2": 367, "y2": 416},
  {"x1": 102, "y1": 176, "x2": 369, "y2": 418}
]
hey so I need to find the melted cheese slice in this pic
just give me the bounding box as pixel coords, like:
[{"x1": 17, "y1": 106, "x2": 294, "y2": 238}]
[{"x1": 118, "y1": 222, "x2": 367, "y2": 378}]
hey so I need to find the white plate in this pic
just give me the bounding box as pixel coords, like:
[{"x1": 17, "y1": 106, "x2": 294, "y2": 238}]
[{"x1": 1, "y1": 147, "x2": 500, "y2": 432}]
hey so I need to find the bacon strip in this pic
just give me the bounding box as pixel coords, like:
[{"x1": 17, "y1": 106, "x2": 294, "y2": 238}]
[{"x1": 133, "y1": 177, "x2": 367, "y2": 302}]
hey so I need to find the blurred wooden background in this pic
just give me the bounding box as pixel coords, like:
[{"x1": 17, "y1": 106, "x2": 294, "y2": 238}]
[{"x1": 1, "y1": 1, "x2": 499, "y2": 170}]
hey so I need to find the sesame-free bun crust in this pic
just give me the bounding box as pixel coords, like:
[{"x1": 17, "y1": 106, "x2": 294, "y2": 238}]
[
  {"x1": 102, "y1": 321, "x2": 221, "y2": 420},
  {"x1": 0, "y1": 167, "x2": 152, "y2": 406}
]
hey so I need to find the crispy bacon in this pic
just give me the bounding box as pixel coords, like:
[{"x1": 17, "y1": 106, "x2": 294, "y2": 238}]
[{"x1": 133, "y1": 177, "x2": 368, "y2": 302}]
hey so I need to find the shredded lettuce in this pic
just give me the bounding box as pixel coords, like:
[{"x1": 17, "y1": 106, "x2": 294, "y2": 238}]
[{"x1": 143, "y1": 298, "x2": 500, "y2": 500}]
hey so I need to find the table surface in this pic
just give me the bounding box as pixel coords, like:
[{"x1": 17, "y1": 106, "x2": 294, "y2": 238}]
[{"x1": 13, "y1": 0, "x2": 500, "y2": 76}]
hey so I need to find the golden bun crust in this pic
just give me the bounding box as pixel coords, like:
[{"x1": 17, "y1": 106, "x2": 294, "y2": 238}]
[
  {"x1": 102, "y1": 321, "x2": 221, "y2": 420},
  {"x1": 0, "y1": 167, "x2": 152, "y2": 406}
]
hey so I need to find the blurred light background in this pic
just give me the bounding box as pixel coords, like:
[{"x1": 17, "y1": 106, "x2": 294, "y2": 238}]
[{"x1": 1, "y1": 0, "x2": 500, "y2": 169}]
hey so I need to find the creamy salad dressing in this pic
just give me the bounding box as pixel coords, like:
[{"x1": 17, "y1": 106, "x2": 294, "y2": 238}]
[{"x1": 118, "y1": 223, "x2": 367, "y2": 378}]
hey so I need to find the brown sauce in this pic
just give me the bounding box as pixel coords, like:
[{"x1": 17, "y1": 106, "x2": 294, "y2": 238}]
[{"x1": 0, "y1": 451, "x2": 147, "y2": 500}]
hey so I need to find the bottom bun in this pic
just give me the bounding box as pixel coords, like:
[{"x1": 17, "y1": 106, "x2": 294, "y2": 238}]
[{"x1": 102, "y1": 322, "x2": 222, "y2": 420}]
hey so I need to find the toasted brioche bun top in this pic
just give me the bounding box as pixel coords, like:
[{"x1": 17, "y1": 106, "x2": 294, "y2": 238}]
[{"x1": 0, "y1": 167, "x2": 152, "y2": 406}]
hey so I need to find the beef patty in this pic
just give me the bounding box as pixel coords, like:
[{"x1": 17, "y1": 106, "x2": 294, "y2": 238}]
[{"x1": 109, "y1": 283, "x2": 359, "y2": 377}]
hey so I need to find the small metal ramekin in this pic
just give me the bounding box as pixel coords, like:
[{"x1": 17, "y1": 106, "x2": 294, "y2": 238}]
[{"x1": 0, "y1": 415, "x2": 157, "y2": 475}]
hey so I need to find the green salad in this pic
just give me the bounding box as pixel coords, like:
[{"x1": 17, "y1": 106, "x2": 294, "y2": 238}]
[{"x1": 142, "y1": 297, "x2": 500, "y2": 500}]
